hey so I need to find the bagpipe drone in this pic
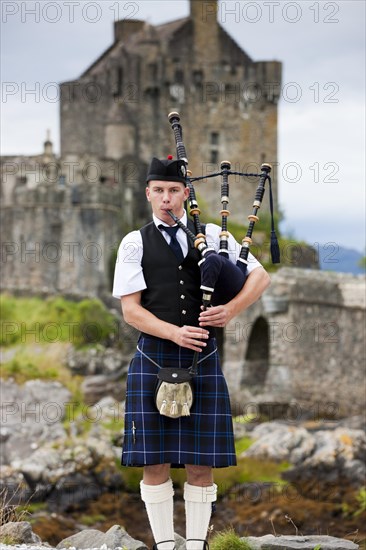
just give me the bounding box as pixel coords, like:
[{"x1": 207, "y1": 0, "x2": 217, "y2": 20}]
[{"x1": 167, "y1": 111, "x2": 280, "y2": 309}]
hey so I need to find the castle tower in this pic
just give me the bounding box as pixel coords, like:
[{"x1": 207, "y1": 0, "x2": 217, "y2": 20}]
[
  {"x1": 60, "y1": 2, "x2": 281, "y2": 227},
  {"x1": 190, "y1": 0, "x2": 219, "y2": 62}
]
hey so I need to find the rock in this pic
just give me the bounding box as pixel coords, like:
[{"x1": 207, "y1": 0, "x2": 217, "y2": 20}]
[
  {"x1": 0, "y1": 465, "x2": 26, "y2": 495},
  {"x1": 56, "y1": 527, "x2": 186, "y2": 550},
  {"x1": 66, "y1": 346, "x2": 130, "y2": 405},
  {"x1": 174, "y1": 532, "x2": 186, "y2": 550},
  {"x1": 244, "y1": 534, "x2": 359, "y2": 549},
  {"x1": 66, "y1": 347, "x2": 128, "y2": 377},
  {"x1": 0, "y1": 521, "x2": 42, "y2": 544},
  {"x1": 10, "y1": 432, "x2": 121, "y2": 509},
  {"x1": 283, "y1": 428, "x2": 366, "y2": 486},
  {"x1": 0, "y1": 379, "x2": 71, "y2": 466},
  {"x1": 81, "y1": 372, "x2": 126, "y2": 405},
  {"x1": 243, "y1": 422, "x2": 316, "y2": 464},
  {"x1": 57, "y1": 524, "x2": 147, "y2": 549},
  {"x1": 243, "y1": 422, "x2": 366, "y2": 486},
  {"x1": 338, "y1": 414, "x2": 366, "y2": 432}
]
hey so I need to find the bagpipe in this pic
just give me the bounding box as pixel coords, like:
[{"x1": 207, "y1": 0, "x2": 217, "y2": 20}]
[
  {"x1": 167, "y1": 111, "x2": 280, "y2": 309},
  {"x1": 155, "y1": 112, "x2": 281, "y2": 418}
]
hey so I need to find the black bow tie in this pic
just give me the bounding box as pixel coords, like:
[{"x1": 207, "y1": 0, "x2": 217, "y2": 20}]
[{"x1": 158, "y1": 225, "x2": 184, "y2": 264}]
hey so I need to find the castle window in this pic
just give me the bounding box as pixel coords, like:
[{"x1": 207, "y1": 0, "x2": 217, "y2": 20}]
[
  {"x1": 211, "y1": 132, "x2": 219, "y2": 145},
  {"x1": 113, "y1": 67, "x2": 123, "y2": 97},
  {"x1": 210, "y1": 150, "x2": 219, "y2": 164},
  {"x1": 193, "y1": 70, "x2": 203, "y2": 85},
  {"x1": 174, "y1": 69, "x2": 184, "y2": 85},
  {"x1": 58, "y1": 175, "x2": 66, "y2": 186},
  {"x1": 148, "y1": 63, "x2": 158, "y2": 82}
]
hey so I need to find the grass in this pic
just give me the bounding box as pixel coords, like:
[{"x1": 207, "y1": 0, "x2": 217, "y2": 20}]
[
  {"x1": 342, "y1": 487, "x2": 366, "y2": 518},
  {"x1": 0, "y1": 342, "x2": 83, "y2": 393},
  {"x1": 0, "y1": 487, "x2": 30, "y2": 527},
  {"x1": 0, "y1": 536, "x2": 18, "y2": 544},
  {"x1": 209, "y1": 527, "x2": 254, "y2": 549},
  {"x1": 117, "y1": 453, "x2": 290, "y2": 497},
  {"x1": 0, "y1": 294, "x2": 122, "y2": 436},
  {"x1": 0, "y1": 294, "x2": 117, "y2": 347},
  {"x1": 79, "y1": 513, "x2": 107, "y2": 526},
  {"x1": 234, "y1": 436, "x2": 253, "y2": 455}
]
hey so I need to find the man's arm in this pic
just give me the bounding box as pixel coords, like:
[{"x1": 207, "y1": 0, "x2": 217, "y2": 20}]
[
  {"x1": 121, "y1": 292, "x2": 209, "y2": 352},
  {"x1": 198, "y1": 266, "x2": 271, "y2": 328}
]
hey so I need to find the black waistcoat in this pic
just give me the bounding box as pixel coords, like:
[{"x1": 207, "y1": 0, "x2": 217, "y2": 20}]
[{"x1": 140, "y1": 220, "x2": 202, "y2": 327}]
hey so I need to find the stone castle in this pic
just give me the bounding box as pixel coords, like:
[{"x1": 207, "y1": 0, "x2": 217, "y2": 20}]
[{"x1": 1, "y1": 0, "x2": 281, "y2": 296}]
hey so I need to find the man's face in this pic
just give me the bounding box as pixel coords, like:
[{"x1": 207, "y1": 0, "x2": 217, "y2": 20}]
[{"x1": 146, "y1": 180, "x2": 189, "y2": 225}]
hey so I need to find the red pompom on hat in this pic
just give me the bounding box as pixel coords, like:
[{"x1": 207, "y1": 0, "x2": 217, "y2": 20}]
[{"x1": 167, "y1": 155, "x2": 173, "y2": 160}]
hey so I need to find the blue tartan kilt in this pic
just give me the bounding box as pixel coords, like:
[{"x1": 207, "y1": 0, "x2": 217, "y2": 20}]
[{"x1": 121, "y1": 335, "x2": 237, "y2": 468}]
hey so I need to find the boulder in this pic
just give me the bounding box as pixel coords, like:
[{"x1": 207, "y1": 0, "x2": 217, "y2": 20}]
[
  {"x1": 243, "y1": 422, "x2": 316, "y2": 464},
  {"x1": 244, "y1": 534, "x2": 359, "y2": 549},
  {"x1": 81, "y1": 372, "x2": 126, "y2": 405},
  {"x1": 0, "y1": 521, "x2": 42, "y2": 544},
  {"x1": 66, "y1": 347, "x2": 128, "y2": 376},
  {"x1": 0, "y1": 379, "x2": 71, "y2": 465},
  {"x1": 13, "y1": 433, "x2": 116, "y2": 481},
  {"x1": 57, "y1": 524, "x2": 147, "y2": 549},
  {"x1": 283, "y1": 428, "x2": 366, "y2": 486},
  {"x1": 243, "y1": 422, "x2": 366, "y2": 486}
]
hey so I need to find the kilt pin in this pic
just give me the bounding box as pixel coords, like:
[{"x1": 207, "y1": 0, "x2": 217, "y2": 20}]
[{"x1": 122, "y1": 335, "x2": 237, "y2": 468}]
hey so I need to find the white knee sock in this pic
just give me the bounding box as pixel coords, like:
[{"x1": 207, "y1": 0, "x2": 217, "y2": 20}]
[
  {"x1": 184, "y1": 482, "x2": 217, "y2": 550},
  {"x1": 140, "y1": 478, "x2": 175, "y2": 550}
]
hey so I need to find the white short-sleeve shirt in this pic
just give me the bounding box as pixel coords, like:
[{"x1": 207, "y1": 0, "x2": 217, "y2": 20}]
[{"x1": 112, "y1": 211, "x2": 263, "y2": 298}]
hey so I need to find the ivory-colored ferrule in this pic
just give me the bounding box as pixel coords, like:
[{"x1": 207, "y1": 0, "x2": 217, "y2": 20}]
[
  {"x1": 242, "y1": 237, "x2": 252, "y2": 245},
  {"x1": 248, "y1": 215, "x2": 259, "y2": 223},
  {"x1": 201, "y1": 286, "x2": 215, "y2": 294},
  {"x1": 219, "y1": 231, "x2": 230, "y2": 239},
  {"x1": 220, "y1": 210, "x2": 230, "y2": 217},
  {"x1": 190, "y1": 208, "x2": 201, "y2": 216},
  {"x1": 194, "y1": 237, "x2": 206, "y2": 248},
  {"x1": 221, "y1": 196, "x2": 229, "y2": 203},
  {"x1": 253, "y1": 200, "x2": 261, "y2": 208}
]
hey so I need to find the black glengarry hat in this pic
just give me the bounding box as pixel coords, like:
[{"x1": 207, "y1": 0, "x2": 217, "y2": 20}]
[{"x1": 146, "y1": 156, "x2": 187, "y2": 185}]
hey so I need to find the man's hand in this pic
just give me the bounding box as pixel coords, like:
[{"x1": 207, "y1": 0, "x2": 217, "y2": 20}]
[
  {"x1": 198, "y1": 268, "x2": 271, "y2": 328},
  {"x1": 198, "y1": 305, "x2": 233, "y2": 328},
  {"x1": 172, "y1": 325, "x2": 210, "y2": 352}
]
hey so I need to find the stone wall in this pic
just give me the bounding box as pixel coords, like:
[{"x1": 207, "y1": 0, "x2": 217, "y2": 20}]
[
  {"x1": 1, "y1": 183, "x2": 123, "y2": 296},
  {"x1": 224, "y1": 267, "x2": 366, "y2": 415}
]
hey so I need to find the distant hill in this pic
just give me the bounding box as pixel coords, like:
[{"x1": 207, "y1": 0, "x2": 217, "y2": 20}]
[{"x1": 318, "y1": 244, "x2": 365, "y2": 275}]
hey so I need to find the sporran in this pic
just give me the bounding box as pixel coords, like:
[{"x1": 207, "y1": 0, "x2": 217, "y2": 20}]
[{"x1": 155, "y1": 367, "x2": 194, "y2": 418}]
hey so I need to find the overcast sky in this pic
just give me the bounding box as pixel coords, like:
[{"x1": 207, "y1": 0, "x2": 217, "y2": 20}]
[{"x1": 1, "y1": 0, "x2": 365, "y2": 254}]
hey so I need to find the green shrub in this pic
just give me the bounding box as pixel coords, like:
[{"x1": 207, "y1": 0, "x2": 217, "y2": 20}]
[{"x1": 0, "y1": 294, "x2": 117, "y2": 347}]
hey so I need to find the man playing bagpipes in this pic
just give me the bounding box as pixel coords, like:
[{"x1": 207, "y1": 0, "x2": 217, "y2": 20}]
[{"x1": 113, "y1": 148, "x2": 271, "y2": 549}]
